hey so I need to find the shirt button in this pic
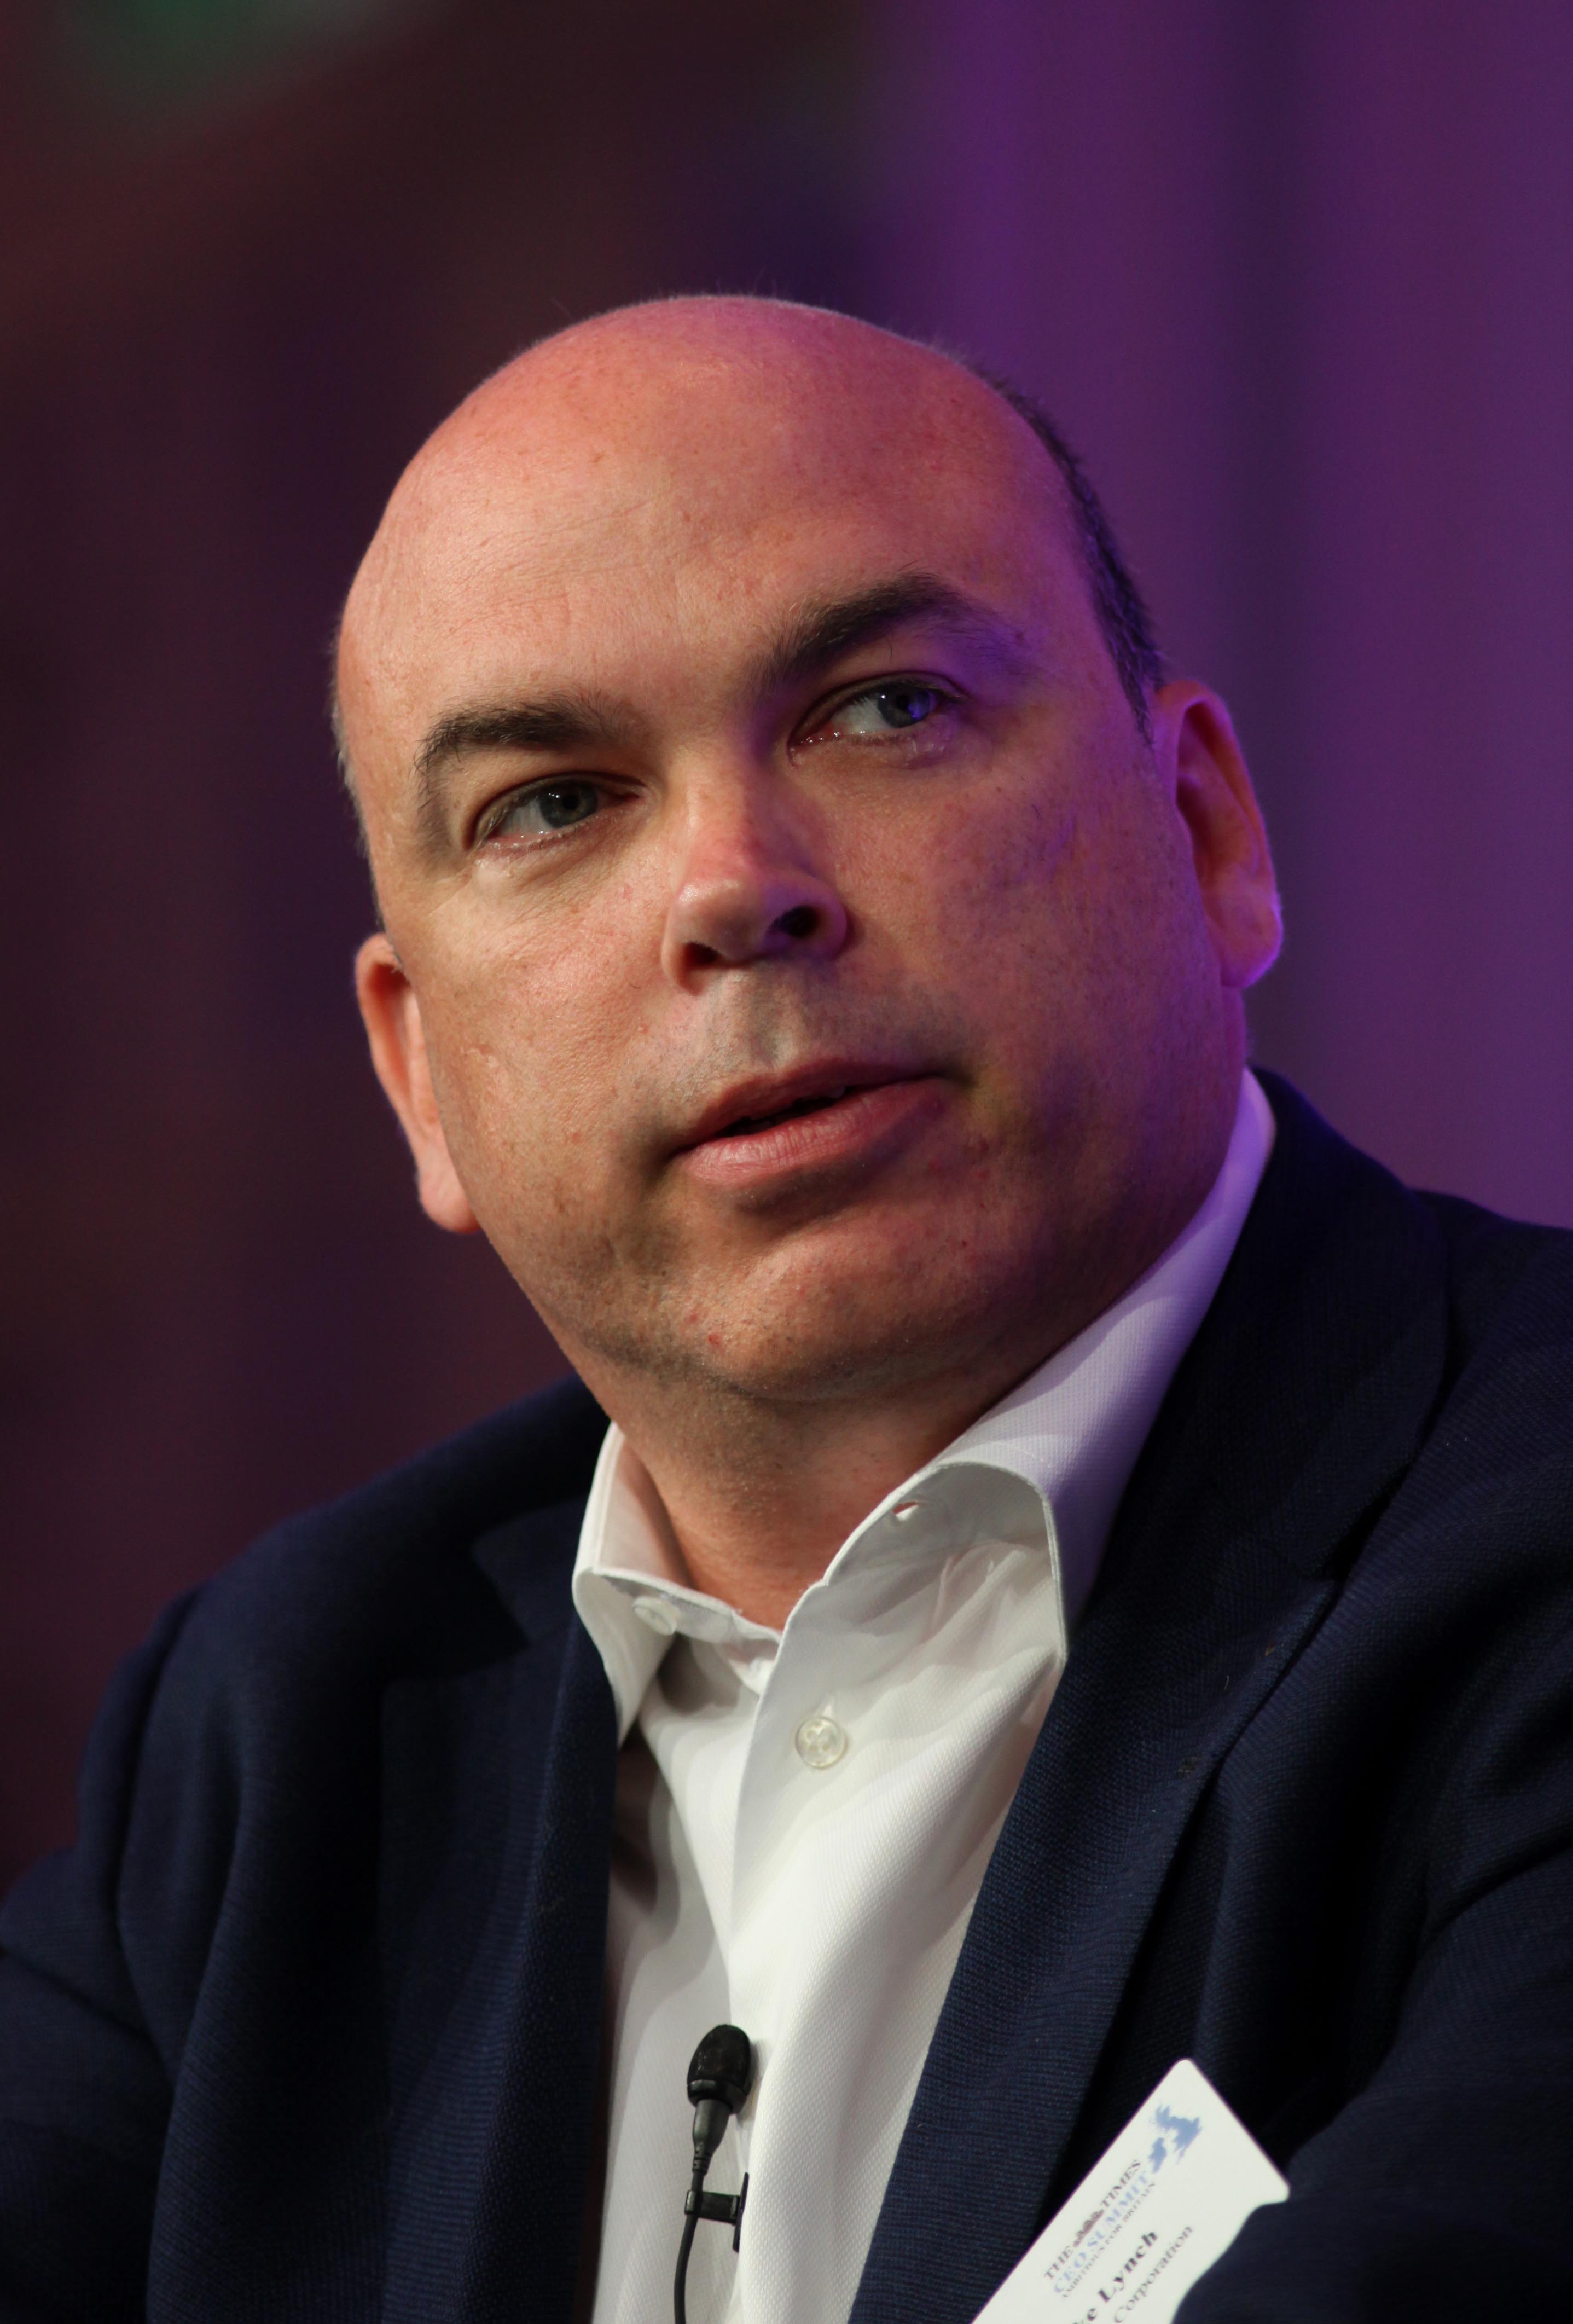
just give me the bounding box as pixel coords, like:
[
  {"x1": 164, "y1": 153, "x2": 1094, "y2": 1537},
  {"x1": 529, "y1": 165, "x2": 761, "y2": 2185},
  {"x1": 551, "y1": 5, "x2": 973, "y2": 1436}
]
[
  {"x1": 891, "y1": 1501, "x2": 921, "y2": 1523},
  {"x1": 794, "y1": 1713, "x2": 848, "y2": 1769},
  {"x1": 633, "y1": 1598, "x2": 678, "y2": 1635}
]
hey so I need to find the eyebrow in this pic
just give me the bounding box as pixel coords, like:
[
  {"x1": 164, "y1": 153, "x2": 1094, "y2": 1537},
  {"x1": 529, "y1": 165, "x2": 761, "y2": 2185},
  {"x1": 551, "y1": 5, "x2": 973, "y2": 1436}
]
[
  {"x1": 407, "y1": 572, "x2": 1026, "y2": 845},
  {"x1": 750, "y1": 572, "x2": 1030, "y2": 698},
  {"x1": 410, "y1": 694, "x2": 640, "y2": 846}
]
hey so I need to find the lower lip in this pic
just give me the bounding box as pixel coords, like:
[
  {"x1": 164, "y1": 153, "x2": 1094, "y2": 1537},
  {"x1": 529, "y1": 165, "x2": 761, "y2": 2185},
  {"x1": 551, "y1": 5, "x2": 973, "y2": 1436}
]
[{"x1": 678, "y1": 1079, "x2": 945, "y2": 1190}]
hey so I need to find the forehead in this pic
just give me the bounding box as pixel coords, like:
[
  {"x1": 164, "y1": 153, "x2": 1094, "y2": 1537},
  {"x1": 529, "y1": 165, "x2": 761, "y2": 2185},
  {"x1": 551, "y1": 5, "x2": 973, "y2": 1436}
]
[{"x1": 343, "y1": 316, "x2": 1091, "y2": 747}]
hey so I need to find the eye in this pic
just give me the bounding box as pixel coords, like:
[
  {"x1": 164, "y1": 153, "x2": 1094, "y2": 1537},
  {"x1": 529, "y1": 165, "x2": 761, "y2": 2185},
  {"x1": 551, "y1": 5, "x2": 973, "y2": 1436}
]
[
  {"x1": 480, "y1": 777, "x2": 606, "y2": 842},
  {"x1": 814, "y1": 682, "x2": 950, "y2": 740}
]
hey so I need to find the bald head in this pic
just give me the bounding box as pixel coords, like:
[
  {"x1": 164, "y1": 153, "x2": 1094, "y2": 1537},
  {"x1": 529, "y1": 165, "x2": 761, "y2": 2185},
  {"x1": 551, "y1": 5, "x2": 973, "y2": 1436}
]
[{"x1": 335, "y1": 298, "x2": 1160, "y2": 821}]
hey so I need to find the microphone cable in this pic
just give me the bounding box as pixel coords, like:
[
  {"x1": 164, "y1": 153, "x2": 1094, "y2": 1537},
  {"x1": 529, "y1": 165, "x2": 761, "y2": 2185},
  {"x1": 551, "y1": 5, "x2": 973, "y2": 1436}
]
[{"x1": 674, "y1": 2024, "x2": 754, "y2": 2324}]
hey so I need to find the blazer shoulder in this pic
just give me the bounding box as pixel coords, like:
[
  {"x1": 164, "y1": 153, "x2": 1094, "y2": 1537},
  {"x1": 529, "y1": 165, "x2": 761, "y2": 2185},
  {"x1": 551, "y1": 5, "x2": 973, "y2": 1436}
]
[
  {"x1": 1256, "y1": 1071, "x2": 1573, "y2": 1392},
  {"x1": 1406, "y1": 1193, "x2": 1573, "y2": 1519},
  {"x1": 1421, "y1": 1185, "x2": 1573, "y2": 1361},
  {"x1": 79, "y1": 1376, "x2": 606, "y2": 2036},
  {"x1": 168, "y1": 1370, "x2": 606, "y2": 1696}
]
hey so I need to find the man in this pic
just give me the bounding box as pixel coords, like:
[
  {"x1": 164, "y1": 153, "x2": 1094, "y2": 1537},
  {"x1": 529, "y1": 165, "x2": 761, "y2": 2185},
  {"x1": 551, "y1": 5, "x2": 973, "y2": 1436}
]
[{"x1": 2, "y1": 297, "x2": 1571, "y2": 2324}]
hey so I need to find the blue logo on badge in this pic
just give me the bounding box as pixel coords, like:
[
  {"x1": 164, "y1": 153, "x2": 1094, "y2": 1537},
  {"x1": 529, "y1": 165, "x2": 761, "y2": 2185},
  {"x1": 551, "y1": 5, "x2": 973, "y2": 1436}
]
[{"x1": 1146, "y1": 2101, "x2": 1201, "y2": 2173}]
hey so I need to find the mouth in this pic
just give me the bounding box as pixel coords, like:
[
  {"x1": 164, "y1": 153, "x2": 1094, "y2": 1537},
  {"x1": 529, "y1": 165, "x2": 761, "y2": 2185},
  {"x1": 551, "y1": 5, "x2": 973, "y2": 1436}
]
[
  {"x1": 710, "y1": 1085, "x2": 861, "y2": 1139},
  {"x1": 679, "y1": 1065, "x2": 911, "y2": 1152},
  {"x1": 674, "y1": 1065, "x2": 947, "y2": 1191}
]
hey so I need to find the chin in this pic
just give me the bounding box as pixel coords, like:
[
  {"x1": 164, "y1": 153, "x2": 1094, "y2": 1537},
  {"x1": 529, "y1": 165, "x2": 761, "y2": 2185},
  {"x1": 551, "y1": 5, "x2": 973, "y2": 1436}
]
[{"x1": 675, "y1": 1252, "x2": 1017, "y2": 1407}]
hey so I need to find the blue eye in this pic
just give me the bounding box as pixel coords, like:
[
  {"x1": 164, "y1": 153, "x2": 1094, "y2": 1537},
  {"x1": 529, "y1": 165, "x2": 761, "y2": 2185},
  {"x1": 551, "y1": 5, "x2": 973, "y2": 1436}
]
[
  {"x1": 489, "y1": 779, "x2": 603, "y2": 838},
  {"x1": 875, "y1": 685, "x2": 941, "y2": 726},
  {"x1": 831, "y1": 685, "x2": 944, "y2": 736}
]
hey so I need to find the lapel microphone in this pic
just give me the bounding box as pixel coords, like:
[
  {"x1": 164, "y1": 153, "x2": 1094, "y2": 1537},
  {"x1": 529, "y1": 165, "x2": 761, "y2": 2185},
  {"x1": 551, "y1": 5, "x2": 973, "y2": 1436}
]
[{"x1": 674, "y1": 2024, "x2": 754, "y2": 2324}]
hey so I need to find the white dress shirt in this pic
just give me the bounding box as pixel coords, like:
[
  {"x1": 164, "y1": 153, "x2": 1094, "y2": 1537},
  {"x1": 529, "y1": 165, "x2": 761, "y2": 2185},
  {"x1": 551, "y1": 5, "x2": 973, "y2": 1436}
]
[{"x1": 572, "y1": 1070, "x2": 1274, "y2": 2324}]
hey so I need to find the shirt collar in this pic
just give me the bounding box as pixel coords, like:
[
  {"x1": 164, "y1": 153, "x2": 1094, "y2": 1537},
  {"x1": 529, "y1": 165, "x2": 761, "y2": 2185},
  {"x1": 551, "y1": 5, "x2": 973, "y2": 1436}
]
[{"x1": 574, "y1": 1070, "x2": 1275, "y2": 1740}]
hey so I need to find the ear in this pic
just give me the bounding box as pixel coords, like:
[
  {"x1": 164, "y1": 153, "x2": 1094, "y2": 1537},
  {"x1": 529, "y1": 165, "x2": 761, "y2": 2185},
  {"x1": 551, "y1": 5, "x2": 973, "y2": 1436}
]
[
  {"x1": 1150, "y1": 680, "x2": 1282, "y2": 990},
  {"x1": 355, "y1": 934, "x2": 481, "y2": 1234}
]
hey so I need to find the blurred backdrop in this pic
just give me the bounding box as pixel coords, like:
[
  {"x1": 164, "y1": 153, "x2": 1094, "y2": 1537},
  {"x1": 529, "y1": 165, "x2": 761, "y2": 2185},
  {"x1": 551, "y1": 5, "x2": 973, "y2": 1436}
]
[{"x1": 4, "y1": 0, "x2": 1571, "y2": 1884}]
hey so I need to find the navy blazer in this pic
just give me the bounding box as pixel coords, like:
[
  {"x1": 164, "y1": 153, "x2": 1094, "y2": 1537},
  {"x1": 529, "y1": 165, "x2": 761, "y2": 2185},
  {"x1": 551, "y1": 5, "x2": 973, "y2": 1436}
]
[{"x1": 4, "y1": 1074, "x2": 1573, "y2": 2323}]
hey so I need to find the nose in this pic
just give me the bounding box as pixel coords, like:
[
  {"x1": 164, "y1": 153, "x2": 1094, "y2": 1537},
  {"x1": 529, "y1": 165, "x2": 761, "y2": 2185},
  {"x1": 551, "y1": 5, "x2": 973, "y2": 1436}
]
[{"x1": 660, "y1": 780, "x2": 849, "y2": 986}]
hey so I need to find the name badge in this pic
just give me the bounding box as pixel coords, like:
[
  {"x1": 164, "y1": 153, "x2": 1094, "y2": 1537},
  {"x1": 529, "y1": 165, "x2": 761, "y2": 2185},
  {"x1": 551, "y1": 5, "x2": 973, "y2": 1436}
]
[{"x1": 973, "y1": 2059, "x2": 1287, "y2": 2324}]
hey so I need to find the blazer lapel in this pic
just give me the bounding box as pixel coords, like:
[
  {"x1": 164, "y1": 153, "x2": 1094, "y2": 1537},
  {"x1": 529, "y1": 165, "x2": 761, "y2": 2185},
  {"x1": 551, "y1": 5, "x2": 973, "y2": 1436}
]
[
  {"x1": 380, "y1": 1494, "x2": 617, "y2": 2324},
  {"x1": 851, "y1": 1080, "x2": 1450, "y2": 2324}
]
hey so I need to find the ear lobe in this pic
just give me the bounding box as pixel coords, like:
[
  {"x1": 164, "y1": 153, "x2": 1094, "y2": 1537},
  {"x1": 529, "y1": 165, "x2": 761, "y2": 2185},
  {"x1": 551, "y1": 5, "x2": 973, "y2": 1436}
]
[
  {"x1": 1152, "y1": 681, "x2": 1283, "y2": 992},
  {"x1": 354, "y1": 934, "x2": 481, "y2": 1235}
]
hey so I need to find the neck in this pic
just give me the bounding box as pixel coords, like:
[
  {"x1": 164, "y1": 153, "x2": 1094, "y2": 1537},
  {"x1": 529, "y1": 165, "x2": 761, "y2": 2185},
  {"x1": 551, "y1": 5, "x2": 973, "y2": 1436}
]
[
  {"x1": 602, "y1": 1363, "x2": 1034, "y2": 1629},
  {"x1": 572, "y1": 1245, "x2": 1148, "y2": 1625},
  {"x1": 564, "y1": 1085, "x2": 1246, "y2": 1627}
]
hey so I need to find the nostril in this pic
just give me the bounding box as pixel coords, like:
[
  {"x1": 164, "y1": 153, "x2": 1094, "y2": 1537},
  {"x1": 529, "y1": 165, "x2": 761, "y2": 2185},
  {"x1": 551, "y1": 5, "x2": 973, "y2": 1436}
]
[{"x1": 776, "y1": 905, "x2": 818, "y2": 941}]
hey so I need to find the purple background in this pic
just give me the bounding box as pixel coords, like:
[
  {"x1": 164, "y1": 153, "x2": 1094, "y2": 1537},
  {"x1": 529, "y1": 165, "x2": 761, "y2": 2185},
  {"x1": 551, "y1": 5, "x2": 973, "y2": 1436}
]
[{"x1": 4, "y1": 0, "x2": 1571, "y2": 1883}]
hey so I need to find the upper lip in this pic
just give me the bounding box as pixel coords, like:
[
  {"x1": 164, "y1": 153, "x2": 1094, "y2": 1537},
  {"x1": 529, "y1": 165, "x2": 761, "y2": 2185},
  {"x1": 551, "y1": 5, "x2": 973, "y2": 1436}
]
[{"x1": 675, "y1": 1060, "x2": 924, "y2": 1151}]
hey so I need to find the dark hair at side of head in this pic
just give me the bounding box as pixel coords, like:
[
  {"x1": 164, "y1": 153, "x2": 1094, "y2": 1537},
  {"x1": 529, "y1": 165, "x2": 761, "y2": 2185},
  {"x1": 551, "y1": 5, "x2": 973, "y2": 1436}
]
[{"x1": 965, "y1": 364, "x2": 1165, "y2": 740}]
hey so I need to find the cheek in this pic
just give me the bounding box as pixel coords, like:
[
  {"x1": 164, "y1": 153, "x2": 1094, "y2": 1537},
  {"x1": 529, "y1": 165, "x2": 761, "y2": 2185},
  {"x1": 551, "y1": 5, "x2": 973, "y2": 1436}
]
[
  {"x1": 885, "y1": 774, "x2": 1195, "y2": 1086},
  {"x1": 416, "y1": 917, "x2": 650, "y2": 1218},
  {"x1": 857, "y1": 768, "x2": 1076, "y2": 943},
  {"x1": 867, "y1": 774, "x2": 1086, "y2": 1023}
]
